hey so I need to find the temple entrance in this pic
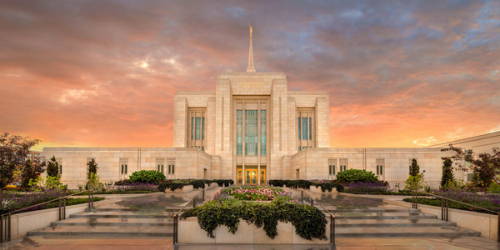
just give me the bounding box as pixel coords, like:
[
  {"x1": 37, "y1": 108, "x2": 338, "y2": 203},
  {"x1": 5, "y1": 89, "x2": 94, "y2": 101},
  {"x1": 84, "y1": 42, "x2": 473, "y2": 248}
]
[{"x1": 236, "y1": 166, "x2": 266, "y2": 185}]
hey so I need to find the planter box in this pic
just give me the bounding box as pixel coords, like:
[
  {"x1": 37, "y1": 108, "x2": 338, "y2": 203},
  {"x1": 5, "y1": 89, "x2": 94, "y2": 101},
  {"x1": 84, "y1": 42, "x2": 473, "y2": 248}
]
[
  {"x1": 178, "y1": 217, "x2": 331, "y2": 244},
  {"x1": 164, "y1": 185, "x2": 194, "y2": 193}
]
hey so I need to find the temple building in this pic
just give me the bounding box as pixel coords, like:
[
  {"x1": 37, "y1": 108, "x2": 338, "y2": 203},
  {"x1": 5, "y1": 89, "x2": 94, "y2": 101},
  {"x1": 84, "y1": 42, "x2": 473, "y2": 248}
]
[{"x1": 41, "y1": 26, "x2": 500, "y2": 188}]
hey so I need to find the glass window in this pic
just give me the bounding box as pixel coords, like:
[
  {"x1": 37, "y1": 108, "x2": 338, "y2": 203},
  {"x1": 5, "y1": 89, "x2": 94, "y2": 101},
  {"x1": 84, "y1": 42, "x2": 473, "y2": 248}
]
[
  {"x1": 260, "y1": 110, "x2": 266, "y2": 155},
  {"x1": 236, "y1": 110, "x2": 243, "y2": 155},
  {"x1": 245, "y1": 110, "x2": 258, "y2": 156}
]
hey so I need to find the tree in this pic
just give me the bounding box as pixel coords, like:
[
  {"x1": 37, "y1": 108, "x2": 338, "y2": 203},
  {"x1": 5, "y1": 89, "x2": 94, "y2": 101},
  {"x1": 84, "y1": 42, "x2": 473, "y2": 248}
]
[
  {"x1": 409, "y1": 159, "x2": 419, "y2": 176},
  {"x1": 0, "y1": 133, "x2": 40, "y2": 188},
  {"x1": 405, "y1": 159, "x2": 424, "y2": 192},
  {"x1": 442, "y1": 145, "x2": 499, "y2": 189},
  {"x1": 87, "y1": 158, "x2": 98, "y2": 179},
  {"x1": 86, "y1": 158, "x2": 103, "y2": 191},
  {"x1": 440, "y1": 158, "x2": 454, "y2": 189},
  {"x1": 21, "y1": 156, "x2": 46, "y2": 189},
  {"x1": 46, "y1": 156, "x2": 60, "y2": 177}
]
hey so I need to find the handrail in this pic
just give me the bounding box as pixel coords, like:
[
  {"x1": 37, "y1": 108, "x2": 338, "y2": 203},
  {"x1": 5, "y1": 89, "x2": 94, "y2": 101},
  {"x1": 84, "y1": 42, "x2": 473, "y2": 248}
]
[
  {"x1": 422, "y1": 192, "x2": 498, "y2": 215},
  {"x1": 2, "y1": 190, "x2": 87, "y2": 216}
]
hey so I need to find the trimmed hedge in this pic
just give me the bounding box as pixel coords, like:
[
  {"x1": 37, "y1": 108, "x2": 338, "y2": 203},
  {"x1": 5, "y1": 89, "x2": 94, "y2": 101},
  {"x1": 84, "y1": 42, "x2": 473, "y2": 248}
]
[
  {"x1": 403, "y1": 197, "x2": 499, "y2": 214},
  {"x1": 158, "y1": 179, "x2": 233, "y2": 192},
  {"x1": 129, "y1": 170, "x2": 166, "y2": 184},
  {"x1": 269, "y1": 180, "x2": 343, "y2": 192},
  {"x1": 181, "y1": 198, "x2": 327, "y2": 240},
  {"x1": 336, "y1": 169, "x2": 378, "y2": 183}
]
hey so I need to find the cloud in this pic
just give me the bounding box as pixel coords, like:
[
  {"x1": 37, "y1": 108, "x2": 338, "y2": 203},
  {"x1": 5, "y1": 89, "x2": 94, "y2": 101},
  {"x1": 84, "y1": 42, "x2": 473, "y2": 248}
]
[{"x1": 0, "y1": 0, "x2": 498, "y2": 148}]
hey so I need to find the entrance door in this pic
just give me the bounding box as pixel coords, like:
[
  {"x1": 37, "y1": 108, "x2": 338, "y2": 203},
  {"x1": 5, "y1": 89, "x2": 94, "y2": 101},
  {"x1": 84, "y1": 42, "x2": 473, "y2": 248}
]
[
  {"x1": 245, "y1": 169, "x2": 257, "y2": 185},
  {"x1": 236, "y1": 166, "x2": 266, "y2": 185}
]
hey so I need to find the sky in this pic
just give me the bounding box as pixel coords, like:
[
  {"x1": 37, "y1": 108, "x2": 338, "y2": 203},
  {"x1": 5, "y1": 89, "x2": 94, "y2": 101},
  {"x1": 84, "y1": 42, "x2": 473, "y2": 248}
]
[{"x1": 0, "y1": 0, "x2": 499, "y2": 151}]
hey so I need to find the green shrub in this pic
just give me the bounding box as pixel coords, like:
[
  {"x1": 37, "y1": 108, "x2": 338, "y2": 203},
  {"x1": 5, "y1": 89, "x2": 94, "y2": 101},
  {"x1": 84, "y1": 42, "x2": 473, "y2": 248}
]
[
  {"x1": 404, "y1": 174, "x2": 424, "y2": 192},
  {"x1": 45, "y1": 176, "x2": 67, "y2": 191},
  {"x1": 129, "y1": 170, "x2": 166, "y2": 184},
  {"x1": 487, "y1": 182, "x2": 500, "y2": 193},
  {"x1": 181, "y1": 199, "x2": 326, "y2": 240},
  {"x1": 336, "y1": 169, "x2": 378, "y2": 183},
  {"x1": 269, "y1": 180, "x2": 312, "y2": 189}
]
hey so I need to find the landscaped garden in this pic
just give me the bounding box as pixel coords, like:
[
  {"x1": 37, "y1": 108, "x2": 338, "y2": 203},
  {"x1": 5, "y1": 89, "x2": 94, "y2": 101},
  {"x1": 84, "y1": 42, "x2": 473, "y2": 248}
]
[{"x1": 180, "y1": 185, "x2": 327, "y2": 240}]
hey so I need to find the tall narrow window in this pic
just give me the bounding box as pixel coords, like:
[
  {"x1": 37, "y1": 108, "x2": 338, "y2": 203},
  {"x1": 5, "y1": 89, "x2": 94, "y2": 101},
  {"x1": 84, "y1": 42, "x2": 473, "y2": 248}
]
[
  {"x1": 297, "y1": 108, "x2": 315, "y2": 151},
  {"x1": 188, "y1": 108, "x2": 206, "y2": 150},
  {"x1": 167, "y1": 158, "x2": 175, "y2": 175},
  {"x1": 119, "y1": 158, "x2": 128, "y2": 176},
  {"x1": 236, "y1": 110, "x2": 243, "y2": 155},
  {"x1": 339, "y1": 158, "x2": 348, "y2": 172},
  {"x1": 328, "y1": 158, "x2": 337, "y2": 176},
  {"x1": 260, "y1": 110, "x2": 267, "y2": 155},
  {"x1": 376, "y1": 158, "x2": 384, "y2": 176},
  {"x1": 156, "y1": 158, "x2": 165, "y2": 175},
  {"x1": 245, "y1": 110, "x2": 258, "y2": 156}
]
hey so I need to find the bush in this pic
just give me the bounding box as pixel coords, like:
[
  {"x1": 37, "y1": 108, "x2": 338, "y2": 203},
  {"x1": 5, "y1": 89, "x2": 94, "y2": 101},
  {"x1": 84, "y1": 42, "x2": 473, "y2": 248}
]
[
  {"x1": 129, "y1": 170, "x2": 166, "y2": 184},
  {"x1": 336, "y1": 169, "x2": 378, "y2": 183},
  {"x1": 404, "y1": 174, "x2": 424, "y2": 192},
  {"x1": 45, "y1": 176, "x2": 67, "y2": 191},
  {"x1": 269, "y1": 180, "x2": 312, "y2": 189},
  {"x1": 46, "y1": 156, "x2": 60, "y2": 177},
  {"x1": 213, "y1": 179, "x2": 234, "y2": 187},
  {"x1": 343, "y1": 182, "x2": 388, "y2": 194},
  {"x1": 181, "y1": 199, "x2": 326, "y2": 240},
  {"x1": 487, "y1": 182, "x2": 500, "y2": 193}
]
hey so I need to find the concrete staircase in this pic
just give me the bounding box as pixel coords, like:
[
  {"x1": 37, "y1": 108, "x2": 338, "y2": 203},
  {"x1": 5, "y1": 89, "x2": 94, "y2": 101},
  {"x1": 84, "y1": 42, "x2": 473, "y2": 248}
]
[
  {"x1": 324, "y1": 207, "x2": 482, "y2": 238},
  {"x1": 27, "y1": 207, "x2": 175, "y2": 238}
]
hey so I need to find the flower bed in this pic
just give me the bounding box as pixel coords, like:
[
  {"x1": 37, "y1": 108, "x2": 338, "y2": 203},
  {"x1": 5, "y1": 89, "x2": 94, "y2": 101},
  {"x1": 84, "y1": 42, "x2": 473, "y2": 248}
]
[
  {"x1": 1, "y1": 191, "x2": 104, "y2": 215},
  {"x1": 222, "y1": 186, "x2": 286, "y2": 201},
  {"x1": 158, "y1": 179, "x2": 234, "y2": 192},
  {"x1": 403, "y1": 191, "x2": 500, "y2": 214},
  {"x1": 179, "y1": 185, "x2": 327, "y2": 242},
  {"x1": 181, "y1": 198, "x2": 327, "y2": 240}
]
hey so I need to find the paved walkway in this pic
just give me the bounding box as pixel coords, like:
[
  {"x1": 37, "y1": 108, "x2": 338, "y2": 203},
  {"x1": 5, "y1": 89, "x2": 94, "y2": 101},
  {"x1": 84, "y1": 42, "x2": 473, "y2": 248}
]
[{"x1": 2, "y1": 189, "x2": 499, "y2": 250}]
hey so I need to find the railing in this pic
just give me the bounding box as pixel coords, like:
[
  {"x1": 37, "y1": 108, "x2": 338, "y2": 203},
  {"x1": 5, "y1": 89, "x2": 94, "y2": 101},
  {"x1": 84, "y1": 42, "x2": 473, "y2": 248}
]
[
  {"x1": 0, "y1": 190, "x2": 96, "y2": 243},
  {"x1": 412, "y1": 191, "x2": 499, "y2": 242}
]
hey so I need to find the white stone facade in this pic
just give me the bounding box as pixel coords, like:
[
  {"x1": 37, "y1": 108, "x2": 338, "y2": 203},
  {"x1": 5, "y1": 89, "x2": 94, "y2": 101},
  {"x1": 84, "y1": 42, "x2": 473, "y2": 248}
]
[{"x1": 41, "y1": 70, "x2": 500, "y2": 188}]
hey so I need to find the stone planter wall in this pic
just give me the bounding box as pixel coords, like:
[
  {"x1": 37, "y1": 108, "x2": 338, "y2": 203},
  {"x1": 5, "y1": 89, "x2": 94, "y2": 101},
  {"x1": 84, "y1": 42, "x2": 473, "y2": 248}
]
[
  {"x1": 391, "y1": 200, "x2": 499, "y2": 241},
  {"x1": 9, "y1": 201, "x2": 96, "y2": 240},
  {"x1": 178, "y1": 217, "x2": 331, "y2": 244}
]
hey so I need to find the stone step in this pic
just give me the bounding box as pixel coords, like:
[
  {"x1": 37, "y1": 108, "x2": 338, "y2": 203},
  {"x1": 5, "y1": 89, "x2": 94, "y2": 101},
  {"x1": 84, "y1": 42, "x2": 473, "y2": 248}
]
[
  {"x1": 333, "y1": 218, "x2": 453, "y2": 225},
  {"x1": 82, "y1": 211, "x2": 171, "y2": 216},
  {"x1": 329, "y1": 211, "x2": 423, "y2": 217},
  {"x1": 69, "y1": 214, "x2": 171, "y2": 219},
  {"x1": 58, "y1": 217, "x2": 173, "y2": 224},
  {"x1": 336, "y1": 222, "x2": 457, "y2": 227},
  {"x1": 33, "y1": 224, "x2": 173, "y2": 234},
  {"x1": 335, "y1": 215, "x2": 437, "y2": 220},
  {"x1": 335, "y1": 225, "x2": 468, "y2": 234},
  {"x1": 335, "y1": 231, "x2": 481, "y2": 238},
  {"x1": 325, "y1": 208, "x2": 419, "y2": 213},
  {"x1": 51, "y1": 221, "x2": 173, "y2": 227},
  {"x1": 27, "y1": 231, "x2": 172, "y2": 238}
]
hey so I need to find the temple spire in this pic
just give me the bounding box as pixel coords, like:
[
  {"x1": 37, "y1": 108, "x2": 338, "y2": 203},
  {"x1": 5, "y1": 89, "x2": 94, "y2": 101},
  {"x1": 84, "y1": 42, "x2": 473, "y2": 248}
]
[{"x1": 246, "y1": 25, "x2": 256, "y2": 72}]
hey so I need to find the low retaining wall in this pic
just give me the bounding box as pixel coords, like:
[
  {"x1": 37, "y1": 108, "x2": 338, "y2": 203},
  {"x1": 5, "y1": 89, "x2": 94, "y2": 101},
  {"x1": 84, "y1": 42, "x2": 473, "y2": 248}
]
[
  {"x1": 9, "y1": 201, "x2": 96, "y2": 240},
  {"x1": 390, "y1": 199, "x2": 499, "y2": 241},
  {"x1": 178, "y1": 217, "x2": 331, "y2": 244},
  {"x1": 164, "y1": 185, "x2": 194, "y2": 193}
]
